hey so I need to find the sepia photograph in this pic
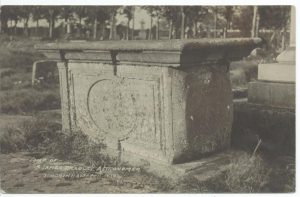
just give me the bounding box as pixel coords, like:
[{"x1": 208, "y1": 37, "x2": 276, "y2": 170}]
[{"x1": 0, "y1": 1, "x2": 296, "y2": 194}]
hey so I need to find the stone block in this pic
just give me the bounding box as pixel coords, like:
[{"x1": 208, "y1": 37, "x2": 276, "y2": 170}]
[
  {"x1": 248, "y1": 81, "x2": 295, "y2": 109},
  {"x1": 258, "y1": 63, "x2": 295, "y2": 82},
  {"x1": 32, "y1": 60, "x2": 58, "y2": 85},
  {"x1": 35, "y1": 38, "x2": 262, "y2": 165}
]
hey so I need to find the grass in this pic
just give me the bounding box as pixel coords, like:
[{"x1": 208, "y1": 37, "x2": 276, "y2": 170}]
[
  {"x1": 0, "y1": 117, "x2": 295, "y2": 193},
  {"x1": 224, "y1": 153, "x2": 270, "y2": 192},
  {"x1": 0, "y1": 88, "x2": 60, "y2": 114},
  {"x1": 0, "y1": 34, "x2": 60, "y2": 115},
  {"x1": 0, "y1": 118, "x2": 113, "y2": 166},
  {"x1": 0, "y1": 72, "x2": 32, "y2": 90}
]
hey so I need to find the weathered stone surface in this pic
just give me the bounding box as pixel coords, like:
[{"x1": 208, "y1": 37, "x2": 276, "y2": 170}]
[
  {"x1": 31, "y1": 60, "x2": 57, "y2": 85},
  {"x1": 258, "y1": 63, "x2": 295, "y2": 82},
  {"x1": 36, "y1": 39, "x2": 262, "y2": 165},
  {"x1": 35, "y1": 38, "x2": 262, "y2": 67},
  {"x1": 248, "y1": 81, "x2": 295, "y2": 109}
]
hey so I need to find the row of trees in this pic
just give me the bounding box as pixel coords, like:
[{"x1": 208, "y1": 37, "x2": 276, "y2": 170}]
[
  {"x1": 0, "y1": 6, "x2": 291, "y2": 41},
  {"x1": 0, "y1": 6, "x2": 121, "y2": 39}
]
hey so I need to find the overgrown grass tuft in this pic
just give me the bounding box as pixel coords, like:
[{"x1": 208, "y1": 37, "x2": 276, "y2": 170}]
[
  {"x1": 0, "y1": 118, "x2": 113, "y2": 167},
  {"x1": 225, "y1": 153, "x2": 270, "y2": 192}
]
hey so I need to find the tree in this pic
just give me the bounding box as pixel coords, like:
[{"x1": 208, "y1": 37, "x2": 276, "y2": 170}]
[
  {"x1": 180, "y1": 6, "x2": 185, "y2": 39},
  {"x1": 183, "y1": 6, "x2": 209, "y2": 38},
  {"x1": 162, "y1": 6, "x2": 181, "y2": 39},
  {"x1": 19, "y1": 6, "x2": 32, "y2": 36},
  {"x1": 232, "y1": 6, "x2": 253, "y2": 37},
  {"x1": 1, "y1": 6, "x2": 15, "y2": 34},
  {"x1": 42, "y1": 6, "x2": 60, "y2": 39},
  {"x1": 32, "y1": 6, "x2": 43, "y2": 35},
  {"x1": 219, "y1": 6, "x2": 234, "y2": 38},
  {"x1": 251, "y1": 6, "x2": 258, "y2": 37},
  {"x1": 258, "y1": 6, "x2": 290, "y2": 49},
  {"x1": 5, "y1": 6, "x2": 21, "y2": 35},
  {"x1": 143, "y1": 6, "x2": 164, "y2": 40},
  {"x1": 74, "y1": 6, "x2": 87, "y2": 25},
  {"x1": 0, "y1": 6, "x2": 7, "y2": 34},
  {"x1": 258, "y1": 6, "x2": 290, "y2": 30},
  {"x1": 213, "y1": 7, "x2": 218, "y2": 38},
  {"x1": 122, "y1": 6, "x2": 134, "y2": 40},
  {"x1": 0, "y1": 6, "x2": 2, "y2": 34},
  {"x1": 60, "y1": 6, "x2": 74, "y2": 34},
  {"x1": 106, "y1": 6, "x2": 120, "y2": 40},
  {"x1": 142, "y1": 6, "x2": 156, "y2": 40}
]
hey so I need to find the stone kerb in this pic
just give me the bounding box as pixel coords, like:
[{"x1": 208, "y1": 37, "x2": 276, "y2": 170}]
[
  {"x1": 31, "y1": 60, "x2": 57, "y2": 86},
  {"x1": 35, "y1": 38, "x2": 262, "y2": 165}
]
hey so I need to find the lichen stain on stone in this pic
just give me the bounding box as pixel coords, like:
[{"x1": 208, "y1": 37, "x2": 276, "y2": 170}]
[{"x1": 184, "y1": 65, "x2": 232, "y2": 157}]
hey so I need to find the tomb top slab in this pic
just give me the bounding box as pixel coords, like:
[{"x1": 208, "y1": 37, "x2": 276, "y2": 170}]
[{"x1": 35, "y1": 38, "x2": 262, "y2": 67}]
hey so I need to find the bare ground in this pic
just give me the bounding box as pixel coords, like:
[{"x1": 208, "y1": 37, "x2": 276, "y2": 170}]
[
  {"x1": 0, "y1": 113, "x2": 174, "y2": 193},
  {"x1": 0, "y1": 151, "x2": 174, "y2": 193}
]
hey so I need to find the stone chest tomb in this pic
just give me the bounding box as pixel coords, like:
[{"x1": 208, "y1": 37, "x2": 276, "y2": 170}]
[{"x1": 36, "y1": 39, "x2": 262, "y2": 165}]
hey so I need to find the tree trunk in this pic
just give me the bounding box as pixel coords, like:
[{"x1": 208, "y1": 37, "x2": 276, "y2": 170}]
[
  {"x1": 101, "y1": 23, "x2": 106, "y2": 40},
  {"x1": 255, "y1": 13, "x2": 260, "y2": 37},
  {"x1": 24, "y1": 18, "x2": 29, "y2": 36},
  {"x1": 214, "y1": 7, "x2": 218, "y2": 38},
  {"x1": 251, "y1": 6, "x2": 258, "y2": 38},
  {"x1": 131, "y1": 13, "x2": 135, "y2": 40},
  {"x1": 207, "y1": 26, "x2": 211, "y2": 38},
  {"x1": 180, "y1": 7, "x2": 185, "y2": 39},
  {"x1": 49, "y1": 9, "x2": 54, "y2": 39},
  {"x1": 14, "y1": 20, "x2": 17, "y2": 35},
  {"x1": 223, "y1": 27, "x2": 227, "y2": 38},
  {"x1": 1, "y1": 18, "x2": 8, "y2": 34},
  {"x1": 168, "y1": 20, "x2": 173, "y2": 39},
  {"x1": 126, "y1": 20, "x2": 130, "y2": 40},
  {"x1": 64, "y1": 18, "x2": 67, "y2": 34},
  {"x1": 224, "y1": 18, "x2": 229, "y2": 38},
  {"x1": 67, "y1": 18, "x2": 71, "y2": 34},
  {"x1": 93, "y1": 17, "x2": 98, "y2": 40},
  {"x1": 281, "y1": 27, "x2": 286, "y2": 51},
  {"x1": 0, "y1": 6, "x2": 2, "y2": 34},
  {"x1": 49, "y1": 21, "x2": 52, "y2": 38},
  {"x1": 49, "y1": 20, "x2": 53, "y2": 39},
  {"x1": 109, "y1": 13, "x2": 117, "y2": 40},
  {"x1": 156, "y1": 17, "x2": 159, "y2": 40},
  {"x1": 36, "y1": 19, "x2": 39, "y2": 36},
  {"x1": 0, "y1": 6, "x2": 7, "y2": 34},
  {"x1": 193, "y1": 21, "x2": 197, "y2": 38},
  {"x1": 149, "y1": 16, "x2": 153, "y2": 40},
  {"x1": 9, "y1": 20, "x2": 12, "y2": 34},
  {"x1": 64, "y1": 17, "x2": 71, "y2": 35}
]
